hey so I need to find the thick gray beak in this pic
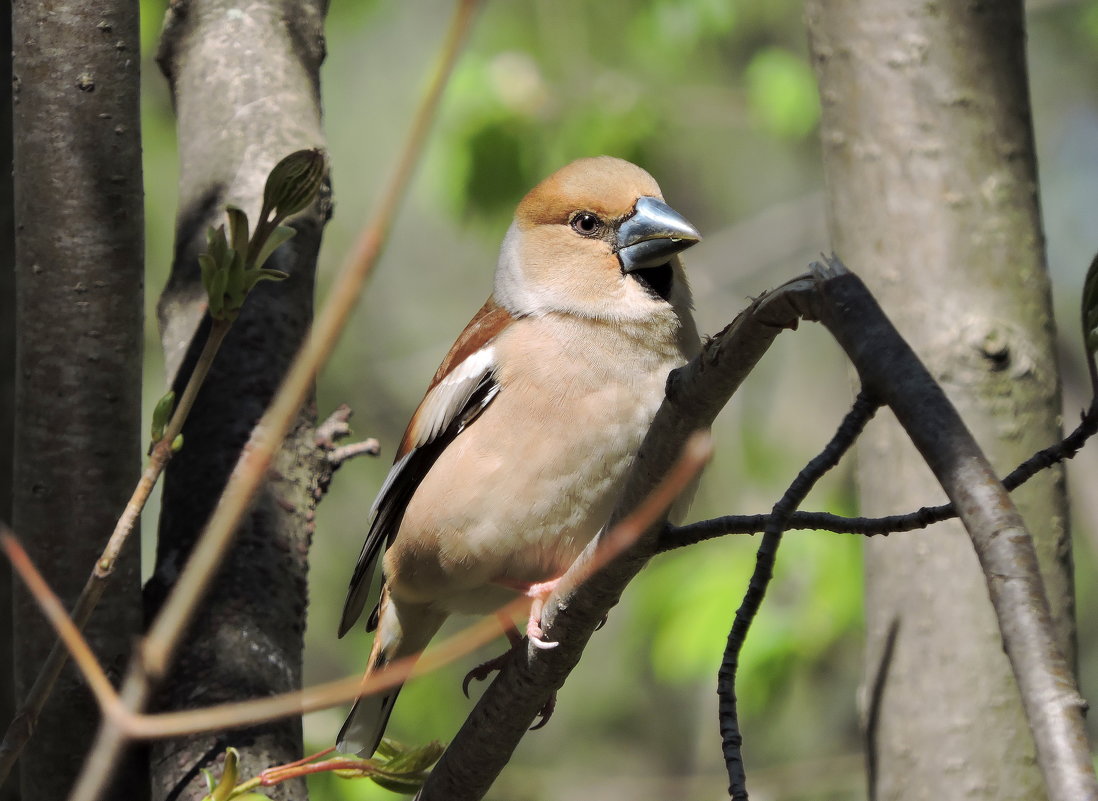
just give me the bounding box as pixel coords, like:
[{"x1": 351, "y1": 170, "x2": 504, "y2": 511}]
[{"x1": 616, "y1": 196, "x2": 701, "y2": 272}]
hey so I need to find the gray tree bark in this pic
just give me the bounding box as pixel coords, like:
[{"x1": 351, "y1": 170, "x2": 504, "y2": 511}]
[
  {"x1": 145, "y1": 2, "x2": 329, "y2": 799},
  {"x1": 805, "y1": 3, "x2": 1073, "y2": 800},
  {"x1": 10, "y1": 2, "x2": 146, "y2": 800},
  {"x1": 1, "y1": 4, "x2": 17, "y2": 800}
]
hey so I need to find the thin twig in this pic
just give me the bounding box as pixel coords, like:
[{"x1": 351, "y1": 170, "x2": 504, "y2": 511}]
[
  {"x1": 0, "y1": 530, "x2": 119, "y2": 715},
  {"x1": 329, "y1": 440, "x2": 381, "y2": 467},
  {"x1": 0, "y1": 439, "x2": 709, "y2": 743},
  {"x1": 719, "y1": 391, "x2": 879, "y2": 800},
  {"x1": 66, "y1": 6, "x2": 480, "y2": 800},
  {"x1": 660, "y1": 403, "x2": 1098, "y2": 551},
  {"x1": 0, "y1": 317, "x2": 231, "y2": 785}
]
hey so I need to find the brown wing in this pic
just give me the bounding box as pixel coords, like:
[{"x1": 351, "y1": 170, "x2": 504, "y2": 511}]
[
  {"x1": 395, "y1": 297, "x2": 513, "y2": 459},
  {"x1": 338, "y1": 297, "x2": 514, "y2": 636}
]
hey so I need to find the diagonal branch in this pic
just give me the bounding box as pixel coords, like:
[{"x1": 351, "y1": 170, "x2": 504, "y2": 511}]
[
  {"x1": 418, "y1": 256, "x2": 1097, "y2": 801},
  {"x1": 810, "y1": 255, "x2": 1096, "y2": 801}
]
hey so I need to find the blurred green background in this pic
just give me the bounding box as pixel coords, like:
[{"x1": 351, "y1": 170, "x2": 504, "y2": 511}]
[{"x1": 135, "y1": 2, "x2": 1098, "y2": 799}]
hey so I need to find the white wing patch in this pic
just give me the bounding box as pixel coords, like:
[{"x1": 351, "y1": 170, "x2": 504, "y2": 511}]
[{"x1": 411, "y1": 344, "x2": 497, "y2": 450}]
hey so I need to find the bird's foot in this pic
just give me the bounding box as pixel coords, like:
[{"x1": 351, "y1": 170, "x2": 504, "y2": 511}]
[
  {"x1": 462, "y1": 612, "x2": 524, "y2": 698},
  {"x1": 463, "y1": 610, "x2": 560, "y2": 730},
  {"x1": 462, "y1": 649, "x2": 514, "y2": 698},
  {"x1": 496, "y1": 577, "x2": 562, "y2": 649},
  {"x1": 529, "y1": 692, "x2": 557, "y2": 731}
]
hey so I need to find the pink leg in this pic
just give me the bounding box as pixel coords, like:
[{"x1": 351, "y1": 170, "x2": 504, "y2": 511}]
[{"x1": 495, "y1": 577, "x2": 562, "y2": 650}]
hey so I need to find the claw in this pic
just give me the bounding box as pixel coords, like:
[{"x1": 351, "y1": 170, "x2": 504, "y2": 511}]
[
  {"x1": 462, "y1": 651, "x2": 512, "y2": 698},
  {"x1": 529, "y1": 634, "x2": 559, "y2": 650},
  {"x1": 526, "y1": 617, "x2": 559, "y2": 649},
  {"x1": 462, "y1": 609, "x2": 560, "y2": 731},
  {"x1": 463, "y1": 613, "x2": 525, "y2": 697},
  {"x1": 529, "y1": 692, "x2": 557, "y2": 731}
]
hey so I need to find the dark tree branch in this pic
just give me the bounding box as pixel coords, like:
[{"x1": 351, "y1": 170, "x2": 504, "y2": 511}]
[
  {"x1": 811, "y1": 256, "x2": 1097, "y2": 801},
  {"x1": 720, "y1": 391, "x2": 879, "y2": 800},
  {"x1": 659, "y1": 402, "x2": 1098, "y2": 551}
]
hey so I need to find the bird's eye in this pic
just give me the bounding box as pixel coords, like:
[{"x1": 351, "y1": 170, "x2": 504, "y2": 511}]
[{"x1": 570, "y1": 212, "x2": 602, "y2": 236}]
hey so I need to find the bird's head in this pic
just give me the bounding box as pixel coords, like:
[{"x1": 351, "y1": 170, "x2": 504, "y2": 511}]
[{"x1": 494, "y1": 156, "x2": 701, "y2": 323}]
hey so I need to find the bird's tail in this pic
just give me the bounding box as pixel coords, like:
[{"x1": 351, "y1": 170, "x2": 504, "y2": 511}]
[{"x1": 336, "y1": 590, "x2": 446, "y2": 756}]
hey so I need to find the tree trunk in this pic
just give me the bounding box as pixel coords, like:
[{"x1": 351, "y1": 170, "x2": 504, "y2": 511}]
[
  {"x1": 145, "y1": 2, "x2": 329, "y2": 799},
  {"x1": 1, "y1": 4, "x2": 17, "y2": 800},
  {"x1": 806, "y1": 3, "x2": 1073, "y2": 800},
  {"x1": 10, "y1": 2, "x2": 146, "y2": 799}
]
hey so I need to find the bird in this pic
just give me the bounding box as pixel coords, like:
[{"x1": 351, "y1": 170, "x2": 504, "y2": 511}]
[{"x1": 336, "y1": 155, "x2": 702, "y2": 756}]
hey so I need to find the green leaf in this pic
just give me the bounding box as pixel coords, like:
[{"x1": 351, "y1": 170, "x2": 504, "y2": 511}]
[
  {"x1": 369, "y1": 774, "x2": 431, "y2": 794},
  {"x1": 224, "y1": 248, "x2": 247, "y2": 311},
  {"x1": 242, "y1": 268, "x2": 289, "y2": 294},
  {"x1": 209, "y1": 748, "x2": 239, "y2": 801},
  {"x1": 208, "y1": 267, "x2": 229, "y2": 319},
  {"x1": 198, "y1": 254, "x2": 218, "y2": 297},
  {"x1": 374, "y1": 738, "x2": 402, "y2": 760},
  {"x1": 381, "y1": 741, "x2": 444, "y2": 775},
  {"x1": 253, "y1": 225, "x2": 297, "y2": 271},
  {"x1": 207, "y1": 225, "x2": 230, "y2": 269},
  {"x1": 261, "y1": 148, "x2": 326, "y2": 222},
  {"x1": 150, "y1": 390, "x2": 176, "y2": 441},
  {"x1": 225, "y1": 206, "x2": 251, "y2": 257}
]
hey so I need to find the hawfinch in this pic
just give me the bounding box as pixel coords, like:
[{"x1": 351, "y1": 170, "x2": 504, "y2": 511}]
[{"x1": 337, "y1": 156, "x2": 702, "y2": 755}]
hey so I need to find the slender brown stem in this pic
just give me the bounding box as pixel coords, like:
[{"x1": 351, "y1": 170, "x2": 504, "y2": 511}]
[
  {"x1": 0, "y1": 532, "x2": 118, "y2": 716},
  {"x1": 0, "y1": 430, "x2": 698, "y2": 743}
]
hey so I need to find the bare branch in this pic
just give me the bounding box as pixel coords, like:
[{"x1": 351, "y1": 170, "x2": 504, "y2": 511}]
[
  {"x1": 811, "y1": 256, "x2": 1097, "y2": 801},
  {"x1": 660, "y1": 402, "x2": 1098, "y2": 550},
  {"x1": 720, "y1": 391, "x2": 879, "y2": 799}
]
